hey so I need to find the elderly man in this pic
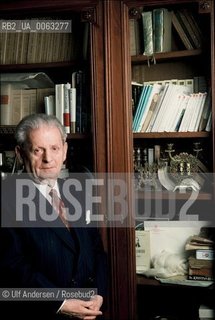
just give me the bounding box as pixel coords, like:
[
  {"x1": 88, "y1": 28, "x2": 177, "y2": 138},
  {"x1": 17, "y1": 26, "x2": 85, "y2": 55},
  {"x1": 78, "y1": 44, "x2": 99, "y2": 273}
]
[{"x1": 0, "y1": 113, "x2": 107, "y2": 320}]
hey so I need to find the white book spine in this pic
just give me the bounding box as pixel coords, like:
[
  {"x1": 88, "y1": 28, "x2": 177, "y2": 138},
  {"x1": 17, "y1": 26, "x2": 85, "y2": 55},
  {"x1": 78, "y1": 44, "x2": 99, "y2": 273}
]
[
  {"x1": 196, "y1": 249, "x2": 214, "y2": 260},
  {"x1": 146, "y1": 85, "x2": 167, "y2": 132},
  {"x1": 11, "y1": 89, "x2": 22, "y2": 125},
  {"x1": 163, "y1": 85, "x2": 188, "y2": 132},
  {"x1": 205, "y1": 111, "x2": 212, "y2": 132},
  {"x1": 178, "y1": 94, "x2": 195, "y2": 132},
  {"x1": 193, "y1": 92, "x2": 207, "y2": 131},
  {"x1": 152, "y1": 84, "x2": 174, "y2": 132},
  {"x1": 187, "y1": 93, "x2": 203, "y2": 131},
  {"x1": 64, "y1": 82, "x2": 71, "y2": 134},
  {"x1": 69, "y1": 88, "x2": 76, "y2": 133},
  {"x1": 171, "y1": 94, "x2": 189, "y2": 132},
  {"x1": 55, "y1": 84, "x2": 64, "y2": 125},
  {"x1": 138, "y1": 83, "x2": 162, "y2": 132},
  {"x1": 44, "y1": 95, "x2": 55, "y2": 116}
]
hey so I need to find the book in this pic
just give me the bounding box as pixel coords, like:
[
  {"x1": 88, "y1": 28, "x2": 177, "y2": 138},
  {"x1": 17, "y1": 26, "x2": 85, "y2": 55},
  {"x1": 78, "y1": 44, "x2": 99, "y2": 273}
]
[
  {"x1": 21, "y1": 89, "x2": 37, "y2": 118},
  {"x1": 171, "y1": 11, "x2": 194, "y2": 50},
  {"x1": 176, "y1": 10, "x2": 200, "y2": 49},
  {"x1": 188, "y1": 274, "x2": 214, "y2": 281},
  {"x1": 137, "y1": 83, "x2": 162, "y2": 132},
  {"x1": 140, "y1": 91, "x2": 160, "y2": 132},
  {"x1": 151, "y1": 83, "x2": 176, "y2": 132},
  {"x1": 185, "y1": 79, "x2": 194, "y2": 93},
  {"x1": 196, "y1": 249, "x2": 214, "y2": 260},
  {"x1": 133, "y1": 85, "x2": 151, "y2": 131},
  {"x1": 135, "y1": 230, "x2": 151, "y2": 273},
  {"x1": 75, "y1": 70, "x2": 84, "y2": 133},
  {"x1": 181, "y1": 8, "x2": 203, "y2": 47},
  {"x1": 169, "y1": 94, "x2": 189, "y2": 132},
  {"x1": 72, "y1": 70, "x2": 89, "y2": 133},
  {"x1": 142, "y1": 11, "x2": 154, "y2": 56},
  {"x1": 129, "y1": 19, "x2": 141, "y2": 56},
  {"x1": 188, "y1": 256, "x2": 214, "y2": 281},
  {"x1": 198, "y1": 89, "x2": 211, "y2": 131},
  {"x1": 205, "y1": 111, "x2": 212, "y2": 132},
  {"x1": 0, "y1": 83, "x2": 12, "y2": 125},
  {"x1": 36, "y1": 87, "x2": 55, "y2": 113},
  {"x1": 135, "y1": 85, "x2": 153, "y2": 132},
  {"x1": 185, "y1": 234, "x2": 214, "y2": 251},
  {"x1": 162, "y1": 84, "x2": 190, "y2": 132},
  {"x1": 153, "y1": 8, "x2": 172, "y2": 53},
  {"x1": 188, "y1": 92, "x2": 207, "y2": 132},
  {"x1": 132, "y1": 81, "x2": 144, "y2": 116},
  {"x1": 63, "y1": 82, "x2": 71, "y2": 134},
  {"x1": 44, "y1": 95, "x2": 55, "y2": 116},
  {"x1": 11, "y1": 89, "x2": 22, "y2": 125},
  {"x1": 0, "y1": 25, "x2": 74, "y2": 65},
  {"x1": 178, "y1": 94, "x2": 196, "y2": 132},
  {"x1": 55, "y1": 83, "x2": 64, "y2": 125},
  {"x1": 146, "y1": 84, "x2": 167, "y2": 132},
  {"x1": 69, "y1": 88, "x2": 76, "y2": 133}
]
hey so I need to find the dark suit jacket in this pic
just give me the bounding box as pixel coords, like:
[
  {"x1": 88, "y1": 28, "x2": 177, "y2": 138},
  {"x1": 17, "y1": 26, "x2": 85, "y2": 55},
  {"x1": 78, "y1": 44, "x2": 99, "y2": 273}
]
[{"x1": 0, "y1": 175, "x2": 107, "y2": 320}]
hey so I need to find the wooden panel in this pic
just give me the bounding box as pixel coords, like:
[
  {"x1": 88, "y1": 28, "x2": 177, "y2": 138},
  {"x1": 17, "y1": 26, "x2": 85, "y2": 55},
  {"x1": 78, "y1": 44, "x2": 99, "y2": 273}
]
[
  {"x1": 0, "y1": 0, "x2": 99, "y2": 12},
  {"x1": 102, "y1": 1, "x2": 136, "y2": 319}
]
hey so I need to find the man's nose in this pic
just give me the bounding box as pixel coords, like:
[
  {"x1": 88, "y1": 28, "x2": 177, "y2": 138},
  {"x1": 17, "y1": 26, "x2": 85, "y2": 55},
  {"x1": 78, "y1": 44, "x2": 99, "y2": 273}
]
[{"x1": 43, "y1": 150, "x2": 52, "y2": 162}]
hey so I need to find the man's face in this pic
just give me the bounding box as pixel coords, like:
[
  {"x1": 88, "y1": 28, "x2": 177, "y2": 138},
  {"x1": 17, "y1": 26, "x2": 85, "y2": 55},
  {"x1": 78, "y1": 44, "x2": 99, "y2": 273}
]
[{"x1": 17, "y1": 125, "x2": 68, "y2": 184}]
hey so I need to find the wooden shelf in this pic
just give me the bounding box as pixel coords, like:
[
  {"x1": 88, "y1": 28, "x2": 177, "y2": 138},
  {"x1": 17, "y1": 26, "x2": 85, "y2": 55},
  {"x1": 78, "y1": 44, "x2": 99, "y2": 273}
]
[
  {"x1": 0, "y1": 61, "x2": 85, "y2": 71},
  {"x1": 137, "y1": 275, "x2": 160, "y2": 286},
  {"x1": 136, "y1": 190, "x2": 212, "y2": 201},
  {"x1": 66, "y1": 133, "x2": 90, "y2": 140},
  {"x1": 0, "y1": 126, "x2": 90, "y2": 140},
  {"x1": 133, "y1": 132, "x2": 211, "y2": 139},
  {"x1": 0, "y1": 126, "x2": 16, "y2": 134},
  {"x1": 131, "y1": 49, "x2": 202, "y2": 64},
  {"x1": 137, "y1": 274, "x2": 215, "y2": 289}
]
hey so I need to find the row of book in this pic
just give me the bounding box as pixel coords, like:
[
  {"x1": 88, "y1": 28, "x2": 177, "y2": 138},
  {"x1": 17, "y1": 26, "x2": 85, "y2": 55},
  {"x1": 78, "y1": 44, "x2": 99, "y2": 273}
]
[
  {"x1": 185, "y1": 231, "x2": 214, "y2": 281},
  {"x1": 45, "y1": 70, "x2": 89, "y2": 134},
  {"x1": 0, "y1": 32, "x2": 76, "y2": 65},
  {"x1": 132, "y1": 79, "x2": 211, "y2": 133},
  {"x1": 0, "y1": 18, "x2": 90, "y2": 65},
  {"x1": 132, "y1": 77, "x2": 207, "y2": 110},
  {"x1": 0, "y1": 71, "x2": 89, "y2": 134},
  {"x1": 130, "y1": 7, "x2": 203, "y2": 56},
  {"x1": 0, "y1": 84, "x2": 54, "y2": 125}
]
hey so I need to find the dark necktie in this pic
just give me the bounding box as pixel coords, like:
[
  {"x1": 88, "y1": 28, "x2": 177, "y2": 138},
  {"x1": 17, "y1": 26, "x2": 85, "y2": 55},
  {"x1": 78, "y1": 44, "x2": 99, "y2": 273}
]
[{"x1": 49, "y1": 188, "x2": 70, "y2": 229}]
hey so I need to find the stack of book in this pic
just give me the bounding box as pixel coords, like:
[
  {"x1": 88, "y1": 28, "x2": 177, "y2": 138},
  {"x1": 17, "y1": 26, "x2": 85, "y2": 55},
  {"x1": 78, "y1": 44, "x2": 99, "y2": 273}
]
[
  {"x1": 132, "y1": 78, "x2": 211, "y2": 133},
  {"x1": 129, "y1": 8, "x2": 203, "y2": 57},
  {"x1": 185, "y1": 234, "x2": 214, "y2": 281},
  {"x1": 46, "y1": 70, "x2": 89, "y2": 134},
  {"x1": 0, "y1": 72, "x2": 54, "y2": 125}
]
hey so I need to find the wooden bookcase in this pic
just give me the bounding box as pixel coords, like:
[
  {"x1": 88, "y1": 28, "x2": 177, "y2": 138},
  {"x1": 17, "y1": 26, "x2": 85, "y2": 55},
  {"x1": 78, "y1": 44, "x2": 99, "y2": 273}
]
[
  {"x1": 0, "y1": 6, "x2": 92, "y2": 170},
  {"x1": 0, "y1": 1, "x2": 136, "y2": 320},
  {"x1": 125, "y1": 0, "x2": 215, "y2": 319}
]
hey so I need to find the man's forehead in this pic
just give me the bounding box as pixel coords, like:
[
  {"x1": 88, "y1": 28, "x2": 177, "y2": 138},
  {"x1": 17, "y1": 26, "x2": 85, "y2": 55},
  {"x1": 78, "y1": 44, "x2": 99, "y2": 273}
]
[
  {"x1": 27, "y1": 126, "x2": 63, "y2": 145},
  {"x1": 29, "y1": 126, "x2": 61, "y2": 137}
]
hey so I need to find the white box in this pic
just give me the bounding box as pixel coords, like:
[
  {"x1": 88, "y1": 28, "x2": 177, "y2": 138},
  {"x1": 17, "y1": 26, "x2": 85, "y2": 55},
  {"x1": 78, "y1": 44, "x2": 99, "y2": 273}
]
[{"x1": 144, "y1": 221, "x2": 210, "y2": 260}]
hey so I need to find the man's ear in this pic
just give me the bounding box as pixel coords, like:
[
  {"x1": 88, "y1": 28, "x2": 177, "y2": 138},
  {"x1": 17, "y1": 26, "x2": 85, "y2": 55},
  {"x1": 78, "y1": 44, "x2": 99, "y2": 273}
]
[
  {"x1": 63, "y1": 142, "x2": 68, "y2": 161},
  {"x1": 15, "y1": 146, "x2": 23, "y2": 165}
]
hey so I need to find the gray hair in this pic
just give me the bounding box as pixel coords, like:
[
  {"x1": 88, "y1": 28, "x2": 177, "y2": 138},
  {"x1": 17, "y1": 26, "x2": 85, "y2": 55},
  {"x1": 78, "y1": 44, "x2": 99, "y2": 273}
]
[{"x1": 15, "y1": 113, "x2": 67, "y2": 149}]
